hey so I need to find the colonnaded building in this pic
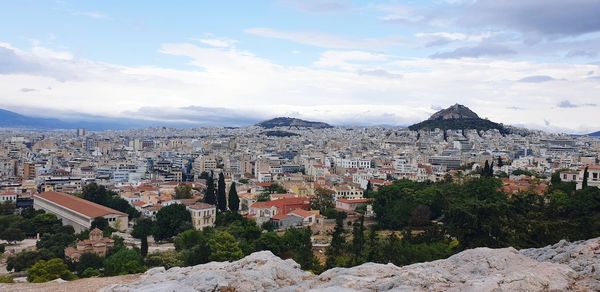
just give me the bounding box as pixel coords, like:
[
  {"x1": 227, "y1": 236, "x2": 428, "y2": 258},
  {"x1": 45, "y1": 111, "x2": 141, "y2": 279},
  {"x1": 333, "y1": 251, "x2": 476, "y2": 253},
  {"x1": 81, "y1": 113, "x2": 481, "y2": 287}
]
[{"x1": 33, "y1": 191, "x2": 129, "y2": 233}]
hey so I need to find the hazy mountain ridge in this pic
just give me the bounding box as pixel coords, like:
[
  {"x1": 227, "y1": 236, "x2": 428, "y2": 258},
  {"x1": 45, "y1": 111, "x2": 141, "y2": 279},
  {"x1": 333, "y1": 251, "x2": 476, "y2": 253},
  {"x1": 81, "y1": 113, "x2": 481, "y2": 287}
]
[{"x1": 256, "y1": 117, "x2": 333, "y2": 129}]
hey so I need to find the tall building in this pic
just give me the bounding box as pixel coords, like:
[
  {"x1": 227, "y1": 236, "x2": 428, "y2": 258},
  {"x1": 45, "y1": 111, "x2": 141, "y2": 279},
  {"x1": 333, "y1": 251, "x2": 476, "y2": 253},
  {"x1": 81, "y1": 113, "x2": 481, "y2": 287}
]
[{"x1": 77, "y1": 128, "x2": 86, "y2": 137}]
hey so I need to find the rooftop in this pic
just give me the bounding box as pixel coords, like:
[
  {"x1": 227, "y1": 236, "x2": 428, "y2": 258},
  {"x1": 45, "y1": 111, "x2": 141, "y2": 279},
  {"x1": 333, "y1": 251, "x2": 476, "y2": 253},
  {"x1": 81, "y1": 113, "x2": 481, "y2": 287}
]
[{"x1": 35, "y1": 191, "x2": 127, "y2": 219}]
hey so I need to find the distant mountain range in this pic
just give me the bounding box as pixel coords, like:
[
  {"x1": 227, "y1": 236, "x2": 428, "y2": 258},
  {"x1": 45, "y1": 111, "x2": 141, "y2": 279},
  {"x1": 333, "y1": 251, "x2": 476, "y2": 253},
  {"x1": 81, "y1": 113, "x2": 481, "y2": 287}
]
[
  {"x1": 408, "y1": 104, "x2": 509, "y2": 134},
  {"x1": 0, "y1": 108, "x2": 196, "y2": 130},
  {"x1": 589, "y1": 131, "x2": 600, "y2": 137},
  {"x1": 256, "y1": 117, "x2": 333, "y2": 129}
]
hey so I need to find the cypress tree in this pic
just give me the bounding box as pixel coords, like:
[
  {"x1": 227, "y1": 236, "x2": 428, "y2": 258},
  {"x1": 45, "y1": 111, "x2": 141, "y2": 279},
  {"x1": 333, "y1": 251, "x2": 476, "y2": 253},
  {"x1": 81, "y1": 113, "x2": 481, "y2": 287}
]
[
  {"x1": 483, "y1": 160, "x2": 490, "y2": 177},
  {"x1": 204, "y1": 172, "x2": 216, "y2": 205},
  {"x1": 582, "y1": 166, "x2": 589, "y2": 189},
  {"x1": 228, "y1": 182, "x2": 240, "y2": 212},
  {"x1": 217, "y1": 173, "x2": 227, "y2": 212},
  {"x1": 489, "y1": 161, "x2": 495, "y2": 177},
  {"x1": 497, "y1": 157, "x2": 504, "y2": 168},
  {"x1": 351, "y1": 215, "x2": 365, "y2": 264}
]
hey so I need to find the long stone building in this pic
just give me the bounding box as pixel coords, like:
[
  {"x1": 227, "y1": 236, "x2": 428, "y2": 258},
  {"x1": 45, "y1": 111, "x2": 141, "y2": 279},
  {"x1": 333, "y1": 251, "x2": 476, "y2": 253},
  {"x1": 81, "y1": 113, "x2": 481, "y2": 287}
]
[{"x1": 33, "y1": 191, "x2": 128, "y2": 233}]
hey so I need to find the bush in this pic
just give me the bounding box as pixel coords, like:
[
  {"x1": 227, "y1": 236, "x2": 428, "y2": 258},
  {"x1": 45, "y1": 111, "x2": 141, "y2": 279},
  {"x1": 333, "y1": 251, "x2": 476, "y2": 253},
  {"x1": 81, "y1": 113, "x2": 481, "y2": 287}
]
[
  {"x1": 103, "y1": 248, "x2": 146, "y2": 276},
  {"x1": 81, "y1": 267, "x2": 101, "y2": 278},
  {"x1": 0, "y1": 243, "x2": 5, "y2": 254},
  {"x1": 145, "y1": 250, "x2": 183, "y2": 269},
  {"x1": 7, "y1": 249, "x2": 54, "y2": 272},
  {"x1": 27, "y1": 258, "x2": 76, "y2": 283},
  {"x1": 0, "y1": 275, "x2": 14, "y2": 283}
]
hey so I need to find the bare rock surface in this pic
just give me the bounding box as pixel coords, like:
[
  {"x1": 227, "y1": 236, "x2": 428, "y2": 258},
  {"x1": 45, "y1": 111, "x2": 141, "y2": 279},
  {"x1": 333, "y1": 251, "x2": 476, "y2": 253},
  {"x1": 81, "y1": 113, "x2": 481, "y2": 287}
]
[
  {"x1": 105, "y1": 245, "x2": 588, "y2": 292},
  {"x1": 520, "y1": 237, "x2": 600, "y2": 291},
  {"x1": 7, "y1": 238, "x2": 599, "y2": 292}
]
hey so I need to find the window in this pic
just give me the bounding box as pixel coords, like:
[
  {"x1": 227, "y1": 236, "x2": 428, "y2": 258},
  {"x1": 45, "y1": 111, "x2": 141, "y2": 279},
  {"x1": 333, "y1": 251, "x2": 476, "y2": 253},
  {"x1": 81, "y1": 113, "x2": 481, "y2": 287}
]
[
  {"x1": 593, "y1": 173, "x2": 598, "y2": 180},
  {"x1": 573, "y1": 175, "x2": 576, "y2": 180}
]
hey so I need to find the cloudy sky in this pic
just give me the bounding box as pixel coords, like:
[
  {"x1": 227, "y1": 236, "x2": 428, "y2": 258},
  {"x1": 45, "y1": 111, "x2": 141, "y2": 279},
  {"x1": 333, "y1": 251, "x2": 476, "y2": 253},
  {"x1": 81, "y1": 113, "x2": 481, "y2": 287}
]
[{"x1": 1, "y1": 0, "x2": 600, "y2": 132}]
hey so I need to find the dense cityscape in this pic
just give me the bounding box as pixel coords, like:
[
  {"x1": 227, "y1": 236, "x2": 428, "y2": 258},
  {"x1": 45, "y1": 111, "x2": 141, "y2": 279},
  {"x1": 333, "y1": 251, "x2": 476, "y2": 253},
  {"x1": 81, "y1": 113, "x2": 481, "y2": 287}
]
[
  {"x1": 2, "y1": 0, "x2": 600, "y2": 291},
  {"x1": 0, "y1": 104, "x2": 599, "y2": 288}
]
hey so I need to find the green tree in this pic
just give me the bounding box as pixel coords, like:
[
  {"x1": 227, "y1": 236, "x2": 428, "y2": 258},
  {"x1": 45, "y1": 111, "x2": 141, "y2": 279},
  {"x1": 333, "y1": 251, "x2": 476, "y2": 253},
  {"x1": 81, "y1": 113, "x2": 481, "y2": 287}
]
[
  {"x1": 258, "y1": 183, "x2": 287, "y2": 202},
  {"x1": 364, "y1": 181, "x2": 373, "y2": 198},
  {"x1": 483, "y1": 160, "x2": 490, "y2": 177},
  {"x1": 282, "y1": 228, "x2": 318, "y2": 271},
  {"x1": 228, "y1": 182, "x2": 240, "y2": 212},
  {"x1": 351, "y1": 216, "x2": 365, "y2": 264},
  {"x1": 153, "y1": 204, "x2": 193, "y2": 241},
  {"x1": 0, "y1": 227, "x2": 25, "y2": 244},
  {"x1": 365, "y1": 227, "x2": 380, "y2": 262},
  {"x1": 6, "y1": 249, "x2": 54, "y2": 272},
  {"x1": 326, "y1": 212, "x2": 347, "y2": 268},
  {"x1": 0, "y1": 275, "x2": 13, "y2": 283},
  {"x1": 0, "y1": 201, "x2": 16, "y2": 215},
  {"x1": 204, "y1": 172, "x2": 217, "y2": 205},
  {"x1": 208, "y1": 231, "x2": 243, "y2": 262},
  {"x1": 75, "y1": 253, "x2": 104, "y2": 276},
  {"x1": 91, "y1": 217, "x2": 109, "y2": 230},
  {"x1": 27, "y1": 258, "x2": 75, "y2": 283},
  {"x1": 82, "y1": 183, "x2": 140, "y2": 219},
  {"x1": 132, "y1": 218, "x2": 156, "y2": 257},
  {"x1": 310, "y1": 187, "x2": 335, "y2": 213},
  {"x1": 36, "y1": 226, "x2": 76, "y2": 259},
  {"x1": 81, "y1": 268, "x2": 101, "y2": 278},
  {"x1": 175, "y1": 184, "x2": 193, "y2": 199},
  {"x1": 103, "y1": 248, "x2": 146, "y2": 276},
  {"x1": 582, "y1": 166, "x2": 589, "y2": 189},
  {"x1": 217, "y1": 173, "x2": 227, "y2": 212},
  {"x1": 254, "y1": 231, "x2": 284, "y2": 256},
  {"x1": 145, "y1": 250, "x2": 183, "y2": 269}
]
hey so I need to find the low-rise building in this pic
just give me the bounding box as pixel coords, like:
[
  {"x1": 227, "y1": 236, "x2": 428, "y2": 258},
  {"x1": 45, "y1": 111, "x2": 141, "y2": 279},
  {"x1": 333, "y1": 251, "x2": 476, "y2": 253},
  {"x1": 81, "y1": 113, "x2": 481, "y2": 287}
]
[
  {"x1": 187, "y1": 203, "x2": 216, "y2": 230},
  {"x1": 34, "y1": 191, "x2": 129, "y2": 233}
]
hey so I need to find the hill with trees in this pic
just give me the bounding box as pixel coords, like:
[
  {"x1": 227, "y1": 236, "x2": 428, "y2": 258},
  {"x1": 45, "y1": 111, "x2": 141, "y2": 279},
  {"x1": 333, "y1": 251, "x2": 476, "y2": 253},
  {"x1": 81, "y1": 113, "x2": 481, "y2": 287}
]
[
  {"x1": 256, "y1": 117, "x2": 333, "y2": 129},
  {"x1": 408, "y1": 104, "x2": 508, "y2": 134}
]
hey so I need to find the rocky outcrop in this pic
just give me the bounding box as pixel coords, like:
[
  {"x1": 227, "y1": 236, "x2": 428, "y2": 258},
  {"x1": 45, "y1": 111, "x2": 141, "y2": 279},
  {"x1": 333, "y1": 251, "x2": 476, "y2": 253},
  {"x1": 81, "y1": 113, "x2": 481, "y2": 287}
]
[
  {"x1": 521, "y1": 237, "x2": 600, "y2": 291},
  {"x1": 103, "y1": 237, "x2": 600, "y2": 292}
]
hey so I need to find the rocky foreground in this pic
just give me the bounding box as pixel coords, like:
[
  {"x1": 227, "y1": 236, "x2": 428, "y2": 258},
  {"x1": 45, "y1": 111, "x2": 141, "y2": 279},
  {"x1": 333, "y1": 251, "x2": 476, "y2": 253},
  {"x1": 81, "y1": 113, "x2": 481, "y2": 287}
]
[
  {"x1": 4, "y1": 237, "x2": 599, "y2": 292},
  {"x1": 103, "y1": 237, "x2": 599, "y2": 292}
]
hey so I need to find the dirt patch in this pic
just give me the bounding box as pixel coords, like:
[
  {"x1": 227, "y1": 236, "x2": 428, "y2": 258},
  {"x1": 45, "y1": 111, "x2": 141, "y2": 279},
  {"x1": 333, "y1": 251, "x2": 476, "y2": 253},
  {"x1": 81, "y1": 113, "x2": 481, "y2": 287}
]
[{"x1": 0, "y1": 274, "x2": 140, "y2": 292}]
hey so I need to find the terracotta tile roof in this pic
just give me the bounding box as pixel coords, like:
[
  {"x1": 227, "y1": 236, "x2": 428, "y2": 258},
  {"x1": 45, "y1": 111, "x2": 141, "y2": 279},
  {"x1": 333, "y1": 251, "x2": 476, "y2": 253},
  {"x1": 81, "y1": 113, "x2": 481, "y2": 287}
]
[
  {"x1": 250, "y1": 197, "x2": 309, "y2": 209},
  {"x1": 271, "y1": 212, "x2": 288, "y2": 220},
  {"x1": 35, "y1": 191, "x2": 127, "y2": 218},
  {"x1": 337, "y1": 198, "x2": 370, "y2": 204},
  {"x1": 288, "y1": 208, "x2": 314, "y2": 218}
]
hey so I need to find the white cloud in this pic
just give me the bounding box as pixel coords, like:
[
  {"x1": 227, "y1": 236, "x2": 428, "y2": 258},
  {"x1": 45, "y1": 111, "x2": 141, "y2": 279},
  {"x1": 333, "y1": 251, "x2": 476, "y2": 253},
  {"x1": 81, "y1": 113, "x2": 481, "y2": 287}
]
[
  {"x1": 0, "y1": 40, "x2": 599, "y2": 133},
  {"x1": 245, "y1": 27, "x2": 404, "y2": 49},
  {"x1": 191, "y1": 37, "x2": 237, "y2": 48}
]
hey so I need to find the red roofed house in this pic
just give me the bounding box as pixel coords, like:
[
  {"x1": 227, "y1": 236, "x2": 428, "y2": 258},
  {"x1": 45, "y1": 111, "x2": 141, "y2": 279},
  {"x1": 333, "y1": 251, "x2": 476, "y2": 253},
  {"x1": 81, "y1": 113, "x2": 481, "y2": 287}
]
[
  {"x1": 0, "y1": 191, "x2": 18, "y2": 203},
  {"x1": 34, "y1": 191, "x2": 129, "y2": 233},
  {"x1": 249, "y1": 197, "x2": 310, "y2": 225},
  {"x1": 336, "y1": 198, "x2": 371, "y2": 213}
]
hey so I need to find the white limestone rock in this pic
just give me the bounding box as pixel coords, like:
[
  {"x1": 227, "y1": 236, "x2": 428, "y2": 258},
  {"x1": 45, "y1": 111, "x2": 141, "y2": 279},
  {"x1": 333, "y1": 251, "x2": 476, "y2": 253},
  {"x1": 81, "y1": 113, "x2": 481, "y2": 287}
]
[
  {"x1": 521, "y1": 237, "x2": 600, "y2": 291},
  {"x1": 104, "y1": 239, "x2": 600, "y2": 292}
]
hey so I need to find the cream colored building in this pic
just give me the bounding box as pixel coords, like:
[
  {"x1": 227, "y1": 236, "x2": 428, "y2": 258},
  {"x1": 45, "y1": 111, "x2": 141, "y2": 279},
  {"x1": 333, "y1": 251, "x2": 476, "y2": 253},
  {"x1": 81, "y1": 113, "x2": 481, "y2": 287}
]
[{"x1": 186, "y1": 203, "x2": 216, "y2": 230}]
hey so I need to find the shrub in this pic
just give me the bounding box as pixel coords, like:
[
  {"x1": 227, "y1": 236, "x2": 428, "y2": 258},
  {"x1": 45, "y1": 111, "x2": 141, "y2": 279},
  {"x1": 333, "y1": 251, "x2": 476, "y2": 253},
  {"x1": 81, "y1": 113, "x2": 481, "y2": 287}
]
[{"x1": 27, "y1": 258, "x2": 76, "y2": 283}]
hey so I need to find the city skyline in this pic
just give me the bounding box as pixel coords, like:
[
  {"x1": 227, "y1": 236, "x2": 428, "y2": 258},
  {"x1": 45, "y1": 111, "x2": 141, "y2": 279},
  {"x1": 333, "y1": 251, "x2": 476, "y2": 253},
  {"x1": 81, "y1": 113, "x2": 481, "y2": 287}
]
[{"x1": 1, "y1": 1, "x2": 600, "y2": 133}]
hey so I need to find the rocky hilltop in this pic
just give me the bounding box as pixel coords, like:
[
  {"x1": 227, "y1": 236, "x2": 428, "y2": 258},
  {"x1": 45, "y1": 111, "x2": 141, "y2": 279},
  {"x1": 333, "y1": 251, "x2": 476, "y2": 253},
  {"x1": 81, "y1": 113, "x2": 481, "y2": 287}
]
[
  {"x1": 98, "y1": 237, "x2": 599, "y2": 292},
  {"x1": 256, "y1": 117, "x2": 333, "y2": 129},
  {"x1": 409, "y1": 104, "x2": 508, "y2": 134}
]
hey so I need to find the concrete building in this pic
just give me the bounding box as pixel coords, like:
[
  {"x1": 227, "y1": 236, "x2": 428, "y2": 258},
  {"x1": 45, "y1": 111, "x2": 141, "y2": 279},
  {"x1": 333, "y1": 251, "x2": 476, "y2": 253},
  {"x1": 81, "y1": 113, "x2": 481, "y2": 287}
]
[{"x1": 34, "y1": 191, "x2": 129, "y2": 233}]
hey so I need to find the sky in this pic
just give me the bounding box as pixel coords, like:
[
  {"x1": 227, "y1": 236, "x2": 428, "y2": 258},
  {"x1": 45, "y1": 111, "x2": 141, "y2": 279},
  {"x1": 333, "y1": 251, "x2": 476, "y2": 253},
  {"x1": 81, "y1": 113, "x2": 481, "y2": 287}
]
[{"x1": 1, "y1": 0, "x2": 600, "y2": 133}]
